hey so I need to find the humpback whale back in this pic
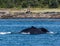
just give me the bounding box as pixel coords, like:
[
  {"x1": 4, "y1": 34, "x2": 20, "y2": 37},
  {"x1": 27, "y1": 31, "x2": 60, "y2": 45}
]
[
  {"x1": 39, "y1": 28, "x2": 49, "y2": 33},
  {"x1": 20, "y1": 26, "x2": 40, "y2": 34},
  {"x1": 20, "y1": 26, "x2": 49, "y2": 34}
]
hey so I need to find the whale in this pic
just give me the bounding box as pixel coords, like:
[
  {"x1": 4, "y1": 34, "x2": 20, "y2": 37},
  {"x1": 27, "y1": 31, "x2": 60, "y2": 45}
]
[
  {"x1": 0, "y1": 26, "x2": 54, "y2": 35},
  {"x1": 20, "y1": 26, "x2": 50, "y2": 35}
]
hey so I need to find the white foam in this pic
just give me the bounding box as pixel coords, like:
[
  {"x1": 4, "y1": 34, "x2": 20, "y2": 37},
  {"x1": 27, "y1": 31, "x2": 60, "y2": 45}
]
[
  {"x1": 0, "y1": 32, "x2": 11, "y2": 35},
  {"x1": 21, "y1": 32, "x2": 30, "y2": 34},
  {"x1": 47, "y1": 31, "x2": 55, "y2": 34},
  {"x1": 50, "y1": 32, "x2": 54, "y2": 33}
]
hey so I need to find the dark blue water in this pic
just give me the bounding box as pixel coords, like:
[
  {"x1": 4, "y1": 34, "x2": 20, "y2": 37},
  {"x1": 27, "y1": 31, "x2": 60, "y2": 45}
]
[{"x1": 0, "y1": 19, "x2": 60, "y2": 46}]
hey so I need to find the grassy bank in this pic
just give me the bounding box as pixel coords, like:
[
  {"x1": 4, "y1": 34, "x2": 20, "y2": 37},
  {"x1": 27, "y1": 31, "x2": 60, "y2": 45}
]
[{"x1": 0, "y1": 8, "x2": 60, "y2": 13}]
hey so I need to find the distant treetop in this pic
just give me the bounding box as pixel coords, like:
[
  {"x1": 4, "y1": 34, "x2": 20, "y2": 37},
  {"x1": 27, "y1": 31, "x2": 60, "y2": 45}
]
[{"x1": 0, "y1": 0, "x2": 60, "y2": 8}]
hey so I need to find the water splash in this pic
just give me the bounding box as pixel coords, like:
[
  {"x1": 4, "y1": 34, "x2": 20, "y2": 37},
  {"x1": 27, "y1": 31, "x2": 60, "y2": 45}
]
[{"x1": 0, "y1": 32, "x2": 11, "y2": 35}]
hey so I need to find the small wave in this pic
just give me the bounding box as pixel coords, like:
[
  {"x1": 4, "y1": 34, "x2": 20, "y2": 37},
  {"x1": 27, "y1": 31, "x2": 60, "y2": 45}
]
[
  {"x1": 0, "y1": 31, "x2": 58, "y2": 35},
  {"x1": 0, "y1": 32, "x2": 11, "y2": 35},
  {"x1": 47, "y1": 31, "x2": 58, "y2": 35}
]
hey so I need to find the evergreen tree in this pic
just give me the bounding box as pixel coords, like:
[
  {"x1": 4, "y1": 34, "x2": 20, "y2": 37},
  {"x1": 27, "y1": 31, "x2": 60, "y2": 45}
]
[{"x1": 0, "y1": 0, "x2": 59, "y2": 8}]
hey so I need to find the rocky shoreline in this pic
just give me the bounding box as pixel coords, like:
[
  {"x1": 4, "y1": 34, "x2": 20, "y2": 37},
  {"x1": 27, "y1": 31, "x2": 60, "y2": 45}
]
[{"x1": 0, "y1": 10, "x2": 60, "y2": 19}]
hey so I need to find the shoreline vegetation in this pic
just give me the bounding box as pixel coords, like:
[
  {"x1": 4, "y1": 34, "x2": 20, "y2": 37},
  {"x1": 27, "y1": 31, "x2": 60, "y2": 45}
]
[
  {"x1": 0, "y1": 0, "x2": 60, "y2": 19},
  {"x1": 0, "y1": 0, "x2": 60, "y2": 8},
  {"x1": 0, "y1": 8, "x2": 60, "y2": 19}
]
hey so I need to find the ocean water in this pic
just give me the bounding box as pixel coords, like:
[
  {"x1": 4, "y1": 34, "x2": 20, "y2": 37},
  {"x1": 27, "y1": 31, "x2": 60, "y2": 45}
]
[{"x1": 0, "y1": 19, "x2": 60, "y2": 46}]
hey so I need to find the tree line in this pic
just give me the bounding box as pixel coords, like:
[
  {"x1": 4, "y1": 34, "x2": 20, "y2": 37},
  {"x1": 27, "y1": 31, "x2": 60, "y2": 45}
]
[{"x1": 0, "y1": 0, "x2": 60, "y2": 8}]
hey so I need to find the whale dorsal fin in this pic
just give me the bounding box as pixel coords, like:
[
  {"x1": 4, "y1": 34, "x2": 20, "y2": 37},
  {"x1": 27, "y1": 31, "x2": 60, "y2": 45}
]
[{"x1": 31, "y1": 26, "x2": 37, "y2": 29}]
